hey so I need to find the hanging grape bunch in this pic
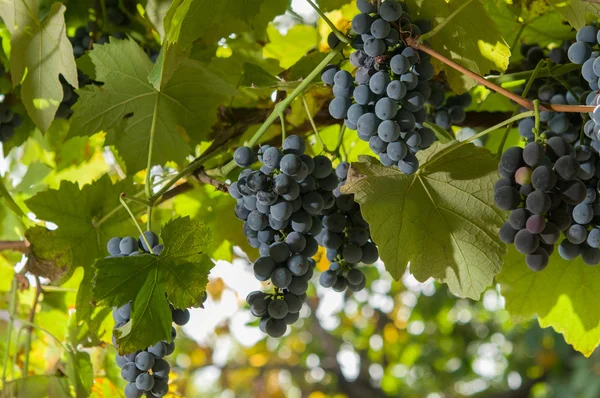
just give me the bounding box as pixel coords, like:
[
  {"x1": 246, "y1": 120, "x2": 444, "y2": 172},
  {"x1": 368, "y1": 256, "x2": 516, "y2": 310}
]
[
  {"x1": 316, "y1": 162, "x2": 378, "y2": 292},
  {"x1": 322, "y1": 0, "x2": 436, "y2": 174},
  {"x1": 230, "y1": 135, "x2": 337, "y2": 336},
  {"x1": 495, "y1": 138, "x2": 589, "y2": 271},
  {"x1": 107, "y1": 231, "x2": 206, "y2": 398}
]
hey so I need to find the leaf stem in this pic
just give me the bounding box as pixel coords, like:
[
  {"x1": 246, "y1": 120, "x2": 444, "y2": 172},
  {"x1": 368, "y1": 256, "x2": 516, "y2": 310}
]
[
  {"x1": 304, "y1": 0, "x2": 351, "y2": 44},
  {"x1": 119, "y1": 194, "x2": 152, "y2": 249},
  {"x1": 0, "y1": 176, "x2": 27, "y2": 220},
  {"x1": 509, "y1": 22, "x2": 527, "y2": 53},
  {"x1": 302, "y1": 95, "x2": 326, "y2": 150},
  {"x1": 121, "y1": 193, "x2": 153, "y2": 207},
  {"x1": 145, "y1": 95, "x2": 161, "y2": 231},
  {"x1": 533, "y1": 99, "x2": 541, "y2": 142},
  {"x1": 418, "y1": 0, "x2": 474, "y2": 42},
  {"x1": 280, "y1": 113, "x2": 287, "y2": 142},
  {"x1": 406, "y1": 38, "x2": 594, "y2": 113},
  {"x1": 486, "y1": 63, "x2": 581, "y2": 85},
  {"x1": 496, "y1": 59, "x2": 545, "y2": 155},
  {"x1": 23, "y1": 276, "x2": 42, "y2": 376},
  {"x1": 219, "y1": 41, "x2": 347, "y2": 176},
  {"x1": 2, "y1": 278, "x2": 18, "y2": 393},
  {"x1": 95, "y1": 190, "x2": 145, "y2": 228}
]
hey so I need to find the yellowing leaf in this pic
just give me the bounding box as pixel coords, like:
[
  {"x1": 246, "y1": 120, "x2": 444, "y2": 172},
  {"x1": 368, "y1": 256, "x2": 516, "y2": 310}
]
[
  {"x1": 263, "y1": 24, "x2": 318, "y2": 69},
  {"x1": 0, "y1": 1, "x2": 78, "y2": 131},
  {"x1": 343, "y1": 143, "x2": 506, "y2": 299},
  {"x1": 498, "y1": 246, "x2": 600, "y2": 357}
]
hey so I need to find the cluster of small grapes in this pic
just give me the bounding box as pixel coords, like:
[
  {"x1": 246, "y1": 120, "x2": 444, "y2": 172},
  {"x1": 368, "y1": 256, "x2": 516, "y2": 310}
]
[
  {"x1": 496, "y1": 138, "x2": 588, "y2": 270},
  {"x1": 428, "y1": 86, "x2": 471, "y2": 131},
  {"x1": 316, "y1": 162, "x2": 378, "y2": 292},
  {"x1": 245, "y1": 290, "x2": 305, "y2": 338},
  {"x1": 230, "y1": 135, "x2": 336, "y2": 336},
  {"x1": 520, "y1": 41, "x2": 570, "y2": 69},
  {"x1": 321, "y1": 0, "x2": 436, "y2": 174}
]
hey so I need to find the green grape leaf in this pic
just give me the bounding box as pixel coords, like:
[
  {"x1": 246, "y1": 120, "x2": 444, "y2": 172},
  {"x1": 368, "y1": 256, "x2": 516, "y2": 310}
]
[
  {"x1": 343, "y1": 143, "x2": 506, "y2": 299},
  {"x1": 485, "y1": 0, "x2": 574, "y2": 55},
  {"x1": 91, "y1": 217, "x2": 213, "y2": 353},
  {"x1": 263, "y1": 24, "x2": 319, "y2": 69},
  {"x1": 24, "y1": 176, "x2": 141, "y2": 321},
  {"x1": 406, "y1": 0, "x2": 510, "y2": 93},
  {"x1": 498, "y1": 247, "x2": 600, "y2": 357},
  {"x1": 164, "y1": 0, "x2": 290, "y2": 48},
  {"x1": 0, "y1": 1, "x2": 78, "y2": 132},
  {"x1": 68, "y1": 38, "x2": 236, "y2": 173},
  {"x1": 240, "y1": 62, "x2": 280, "y2": 88},
  {"x1": 548, "y1": 0, "x2": 600, "y2": 29},
  {"x1": 4, "y1": 376, "x2": 71, "y2": 398},
  {"x1": 65, "y1": 351, "x2": 93, "y2": 398}
]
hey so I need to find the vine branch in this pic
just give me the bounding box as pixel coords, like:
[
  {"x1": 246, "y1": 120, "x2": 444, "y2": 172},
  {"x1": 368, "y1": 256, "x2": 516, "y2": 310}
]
[
  {"x1": 0, "y1": 240, "x2": 29, "y2": 253},
  {"x1": 406, "y1": 38, "x2": 594, "y2": 113}
]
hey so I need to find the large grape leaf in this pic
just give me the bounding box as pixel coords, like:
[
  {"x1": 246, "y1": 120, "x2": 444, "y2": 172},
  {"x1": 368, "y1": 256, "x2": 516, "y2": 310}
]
[
  {"x1": 498, "y1": 247, "x2": 600, "y2": 356},
  {"x1": 548, "y1": 0, "x2": 600, "y2": 29},
  {"x1": 24, "y1": 176, "x2": 141, "y2": 320},
  {"x1": 91, "y1": 217, "x2": 213, "y2": 353},
  {"x1": 0, "y1": 1, "x2": 78, "y2": 132},
  {"x1": 343, "y1": 143, "x2": 507, "y2": 299},
  {"x1": 164, "y1": 0, "x2": 290, "y2": 49},
  {"x1": 67, "y1": 38, "x2": 236, "y2": 173},
  {"x1": 406, "y1": 0, "x2": 510, "y2": 93}
]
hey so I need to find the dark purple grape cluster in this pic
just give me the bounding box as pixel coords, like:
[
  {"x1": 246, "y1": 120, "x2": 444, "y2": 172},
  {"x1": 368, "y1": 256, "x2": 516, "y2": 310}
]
[
  {"x1": 107, "y1": 231, "x2": 207, "y2": 398},
  {"x1": 245, "y1": 290, "x2": 305, "y2": 338},
  {"x1": 230, "y1": 135, "x2": 337, "y2": 335},
  {"x1": 495, "y1": 138, "x2": 588, "y2": 270},
  {"x1": 316, "y1": 162, "x2": 378, "y2": 292},
  {"x1": 321, "y1": 0, "x2": 436, "y2": 174}
]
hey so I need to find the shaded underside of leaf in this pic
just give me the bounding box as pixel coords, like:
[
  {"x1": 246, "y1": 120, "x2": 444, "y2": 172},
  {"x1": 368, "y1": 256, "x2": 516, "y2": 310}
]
[{"x1": 343, "y1": 142, "x2": 506, "y2": 299}]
